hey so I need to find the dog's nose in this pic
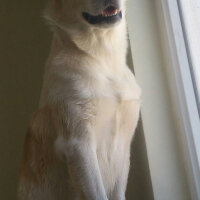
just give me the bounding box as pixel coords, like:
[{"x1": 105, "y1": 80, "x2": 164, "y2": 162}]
[{"x1": 104, "y1": 0, "x2": 121, "y2": 10}]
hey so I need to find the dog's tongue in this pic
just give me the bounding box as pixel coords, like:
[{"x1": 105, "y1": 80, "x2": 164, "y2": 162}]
[{"x1": 102, "y1": 6, "x2": 118, "y2": 16}]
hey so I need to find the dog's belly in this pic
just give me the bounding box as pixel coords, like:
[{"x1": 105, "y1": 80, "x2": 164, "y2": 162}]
[{"x1": 92, "y1": 98, "x2": 141, "y2": 194}]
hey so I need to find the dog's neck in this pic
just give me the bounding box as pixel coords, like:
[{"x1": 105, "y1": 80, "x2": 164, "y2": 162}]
[{"x1": 46, "y1": 18, "x2": 128, "y2": 72}]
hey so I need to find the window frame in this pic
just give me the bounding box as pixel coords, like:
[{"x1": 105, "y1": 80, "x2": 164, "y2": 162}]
[
  {"x1": 177, "y1": 0, "x2": 200, "y2": 114},
  {"x1": 127, "y1": 0, "x2": 200, "y2": 199},
  {"x1": 156, "y1": 0, "x2": 200, "y2": 199}
]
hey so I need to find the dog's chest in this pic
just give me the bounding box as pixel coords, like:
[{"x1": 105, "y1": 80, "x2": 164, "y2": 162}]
[
  {"x1": 90, "y1": 69, "x2": 141, "y2": 192},
  {"x1": 91, "y1": 67, "x2": 141, "y2": 142},
  {"x1": 90, "y1": 66, "x2": 141, "y2": 100}
]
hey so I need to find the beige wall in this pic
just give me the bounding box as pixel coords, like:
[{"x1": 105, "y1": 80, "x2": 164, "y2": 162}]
[
  {"x1": 0, "y1": 1, "x2": 153, "y2": 199},
  {"x1": 0, "y1": 1, "x2": 51, "y2": 199}
]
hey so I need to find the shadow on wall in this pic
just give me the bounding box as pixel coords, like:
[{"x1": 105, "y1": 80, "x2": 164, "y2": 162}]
[
  {"x1": 127, "y1": 121, "x2": 154, "y2": 200},
  {"x1": 0, "y1": 1, "x2": 51, "y2": 199},
  {"x1": 0, "y1": 1, "x2": 153, "y2": 199}
]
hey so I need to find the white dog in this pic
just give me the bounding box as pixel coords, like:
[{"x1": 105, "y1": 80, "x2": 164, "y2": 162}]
[{"x1": 19, "y1": 0, "x2": 141, "y2": 199}]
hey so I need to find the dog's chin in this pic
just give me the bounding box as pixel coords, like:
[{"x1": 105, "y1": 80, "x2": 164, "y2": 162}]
[{"x1": 82, "y1": 6, "x2": 122, "y2": 28}]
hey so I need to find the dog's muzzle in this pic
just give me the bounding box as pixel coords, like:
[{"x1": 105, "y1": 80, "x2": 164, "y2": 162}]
[{"x1": 82, "y1": 6, "x2": 122, "y2": 26}]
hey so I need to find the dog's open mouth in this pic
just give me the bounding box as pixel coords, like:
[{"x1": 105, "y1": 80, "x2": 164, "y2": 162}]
[{"x1": 82, "y1": 6, "x2": 122, "y2": 25}]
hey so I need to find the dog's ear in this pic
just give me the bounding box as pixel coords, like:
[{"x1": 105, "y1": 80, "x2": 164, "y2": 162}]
[
  {"x1": 44, "y1": 0, "x2": 63, "y2": 22},
  {"x1": 45, "y1": 0, "x2": 62, "y2": 10},
  {"x1": 52, "y1": 0, "x2": 63, "y2": 10}
]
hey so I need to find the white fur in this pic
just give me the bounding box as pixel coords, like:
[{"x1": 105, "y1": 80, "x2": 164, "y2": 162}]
[{"x1": 19, "y1": 0, "x2": 141, "y2": 199}]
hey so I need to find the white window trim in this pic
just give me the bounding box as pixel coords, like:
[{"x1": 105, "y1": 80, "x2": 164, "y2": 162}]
[
  {"x1": 156, "y1": 0, "x2": 200, "y2": 199},
  {"x1": 178, "y1": 0, "x2": 200, "y2": 108},
  {"x1": 127, "y1": 0, "x2": 200, "y2": 199}
]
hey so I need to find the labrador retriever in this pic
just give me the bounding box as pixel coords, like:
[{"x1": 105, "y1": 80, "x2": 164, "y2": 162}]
[{"x1": 19, "y1": 0, "x2": 141, "y2": 199}]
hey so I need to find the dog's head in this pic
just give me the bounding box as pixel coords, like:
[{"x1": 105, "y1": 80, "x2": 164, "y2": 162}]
[{"x1": 45, "y1": 0, "x2": 126, "y2": 30}]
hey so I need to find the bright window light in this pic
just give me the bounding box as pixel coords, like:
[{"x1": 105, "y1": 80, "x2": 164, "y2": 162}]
[{"x1": 178, "y1": 0, "x2": 200, "y2": 114}]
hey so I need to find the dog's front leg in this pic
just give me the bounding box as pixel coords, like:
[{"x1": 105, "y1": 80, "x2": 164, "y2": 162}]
[
  {"x1": 56, "y1": 100, "x2": 108, "y2": 200},
  {"x1": 110, "y1": 149, "x2": 130, "y2": 200},
  {"x1": 61, "y1": 137, "x2": 108, "y2": 200}
]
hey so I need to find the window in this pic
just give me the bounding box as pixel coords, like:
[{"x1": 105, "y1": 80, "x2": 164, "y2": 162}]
[
  {"x1": 127, "y1": 0, "x2": 200, "y2": 199},
  {"x1": 178, "y1": 0, "x2": 200, "y2": 115}
]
